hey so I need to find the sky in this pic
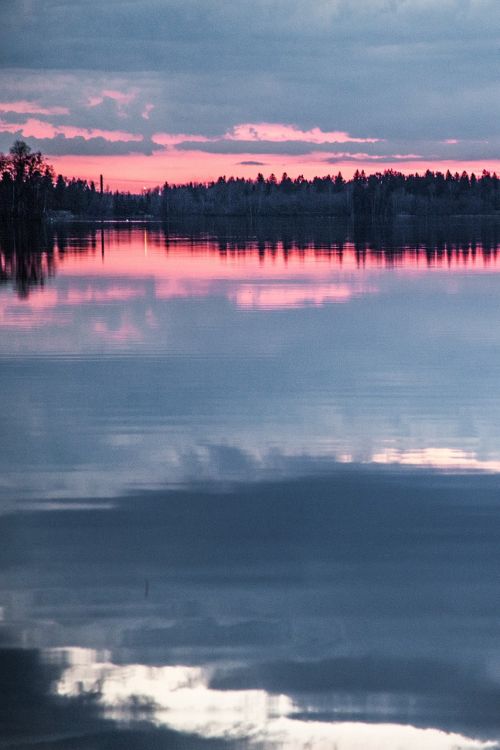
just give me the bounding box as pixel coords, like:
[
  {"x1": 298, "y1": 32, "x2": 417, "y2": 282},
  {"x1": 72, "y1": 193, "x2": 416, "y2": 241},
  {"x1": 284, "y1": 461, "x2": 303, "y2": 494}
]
[{"x1": 0, "y1": 0, "x2": 499, "y2": 188}]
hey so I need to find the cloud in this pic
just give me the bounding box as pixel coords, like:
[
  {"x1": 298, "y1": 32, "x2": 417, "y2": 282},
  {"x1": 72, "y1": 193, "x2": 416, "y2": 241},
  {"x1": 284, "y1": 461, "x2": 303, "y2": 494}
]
[
  {"x1": 0, "y1": 133, "x2": 154, "y2": 157},
  {"x1": 1, "y1": 0, "x2": 500, "y2": 164},
  {"x1": 226, "y1": 123, "x2": 381, "y2": 144},
  {"x1": 0, "y1": 117, "x2": 143, "y2": 142},
  {"x1": 0, "y1": 100, "x2": 69, "y2": 115},
  {"x1": 150, "y1": 123, "x2": 383, "y2": 159},
  {"x1": 88, "y1": 89, "x2": 137, "y2": 107},
  {"x1": 152, "y1": 131, "x2": 211, "y2": 147},
  {"x1": 174, "y1": 139, "x2": 380, "y2": 156}
]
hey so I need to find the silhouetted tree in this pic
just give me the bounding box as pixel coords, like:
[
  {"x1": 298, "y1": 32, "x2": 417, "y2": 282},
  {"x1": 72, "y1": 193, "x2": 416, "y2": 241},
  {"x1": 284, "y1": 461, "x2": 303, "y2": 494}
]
[{"x1": 0, "y1": 141, "x2": 53, "y2": 219}]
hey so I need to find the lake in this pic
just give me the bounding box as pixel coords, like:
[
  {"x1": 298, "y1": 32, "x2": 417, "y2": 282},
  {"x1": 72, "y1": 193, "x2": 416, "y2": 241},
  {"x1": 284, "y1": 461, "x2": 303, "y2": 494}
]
[{"x1": 1, "y1": 219, "x2": 500, "y2": 750}]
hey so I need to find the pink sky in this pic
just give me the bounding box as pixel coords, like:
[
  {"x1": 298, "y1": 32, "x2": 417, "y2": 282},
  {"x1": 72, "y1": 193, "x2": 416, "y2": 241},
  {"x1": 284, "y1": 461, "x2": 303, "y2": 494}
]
[
  {"x1": 0, "y1": 100, "x2": 495, "y2": 189},
  {"x1": 49, "y1": 151, "x2": 500, "y2": 191}
]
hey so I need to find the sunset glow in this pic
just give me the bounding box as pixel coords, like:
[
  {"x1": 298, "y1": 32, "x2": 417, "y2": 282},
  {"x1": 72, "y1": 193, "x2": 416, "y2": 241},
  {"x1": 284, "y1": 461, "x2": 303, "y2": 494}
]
[{"x1": 46, "y1": 151, "x2": 500, "y2": 191}]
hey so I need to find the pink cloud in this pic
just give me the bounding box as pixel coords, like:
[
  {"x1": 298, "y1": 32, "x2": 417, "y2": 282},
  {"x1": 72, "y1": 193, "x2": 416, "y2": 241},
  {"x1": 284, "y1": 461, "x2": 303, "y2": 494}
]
[
  {"x1": 87, "y1": 89, "x2": 138, "y2": 117},
  {"x1": 226, "y1": 123, "x2": 381, "y2": 144},
  {"x1": 152, "y1": 132, "x2": 211, "y2": 147},
  {"x1": 87, "y1": 95, "x2": 105, "y2": 107},
  {"x1": 102, "y1": 89, "x2": 136, "y2": 105},
  {"x1": 93, "y1": 316, "x2": 143, "y2": 343},
  {"x1": 324, "y1": 152, "x2": 422, "y2": 162},
  {"x1": 142, "y1": 104, "x2": 155, "y2": 120},
  {"x1": 152, "y1": 122, "x2": 381, "y2": 150},
  {"x1": 64, "y1": 286, "x2": 146, "y2": 305},
  {"x1": 231, "y1": 282, "x2": 375, "y2": 309},
  {"x1": 0, "y1": 100, "x2": 70, "y2": 116},
  {"x1": 0, "y1": 117, "x2": 143, "y2": 142}
]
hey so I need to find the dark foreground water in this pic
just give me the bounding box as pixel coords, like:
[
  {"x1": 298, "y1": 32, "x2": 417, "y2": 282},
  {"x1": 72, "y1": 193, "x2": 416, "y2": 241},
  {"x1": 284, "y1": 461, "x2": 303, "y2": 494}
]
[{"x1": 2, "y1": 219, "x2": 500, "y2": 749}]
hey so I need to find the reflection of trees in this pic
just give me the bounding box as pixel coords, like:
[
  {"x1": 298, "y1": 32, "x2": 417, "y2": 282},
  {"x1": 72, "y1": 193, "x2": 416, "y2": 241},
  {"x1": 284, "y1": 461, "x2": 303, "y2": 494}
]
[
  {"x1": 0, "y1": 224, "x2": 103, "y2": 298},
  {"x1": 2, "y1": 217, "x2": 500, "y2": 299},
  {"x1": 0, "y1": 224, "x2": 56, "y2": 298},
  {"x1": 164, "y1": 215, "x2": 500, "y2": 266}
]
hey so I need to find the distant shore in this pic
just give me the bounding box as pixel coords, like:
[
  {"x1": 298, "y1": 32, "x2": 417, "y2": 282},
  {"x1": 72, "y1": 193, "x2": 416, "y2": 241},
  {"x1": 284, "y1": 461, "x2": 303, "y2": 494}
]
[{"x1": 2, "y1": 141, "x2": 500, "y2": 223}]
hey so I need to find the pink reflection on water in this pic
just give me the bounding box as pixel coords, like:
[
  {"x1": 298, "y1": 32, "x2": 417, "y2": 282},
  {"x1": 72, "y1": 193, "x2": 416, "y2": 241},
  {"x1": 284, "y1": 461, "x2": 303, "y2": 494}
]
[
  {"x1": 232, "y1": 282, "x2": 376, "y2": 309},
  {"x1": 64, "y1": 285, "x2": 146, "y2": 305},
  {"x1": 2, "y1": 230, "x2": 500, "y2": 336},
  {"x1": 93, "y1": 316, "x2": 144, "y2": 344}
]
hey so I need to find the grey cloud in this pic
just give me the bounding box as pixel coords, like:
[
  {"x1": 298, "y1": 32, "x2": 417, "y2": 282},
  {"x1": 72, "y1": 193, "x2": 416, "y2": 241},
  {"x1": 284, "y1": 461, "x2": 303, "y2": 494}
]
[
  {"x1": 0, "y1": 1, "x2": 499, "y2": 153},
  {"x1": 238, "y1": 160, "x2": 267, "y2": 166},
  {"x1": 0, "y1": 132, "x2": 154, "y2": 157},
  {"x1": 0, "y1": 70, "x2": 161, "y2": 136},
  {"x1": 174, "y1": 135, "x2": 497, "y2": 163},
  {"x1": 0, "y1": 110, "x2": 54, "y2": 124},
  {"x1": 175, "y1": 139, "x2": 384, "y2": 156}
]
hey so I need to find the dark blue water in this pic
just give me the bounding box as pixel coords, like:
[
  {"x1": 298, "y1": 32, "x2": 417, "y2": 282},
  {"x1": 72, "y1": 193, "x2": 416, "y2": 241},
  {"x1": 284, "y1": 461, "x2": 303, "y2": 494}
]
[{"x1": 1, "y1": 221, "x2": 500, "y2": 750}]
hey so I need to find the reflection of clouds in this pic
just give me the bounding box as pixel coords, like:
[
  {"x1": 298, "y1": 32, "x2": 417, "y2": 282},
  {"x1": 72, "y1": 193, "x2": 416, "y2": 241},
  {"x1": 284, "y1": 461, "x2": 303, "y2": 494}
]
[
  {"x1": 262, "y1": 721, "x2": 494, "y2": 750},
  {"x1": 5, "y1": 471, "x2": 500, "y2": 742},
  {"x1": 372, "y1": 447, "x2": 500, "y2": 473},
  {"x1": 0, "y1": 275, "x2": 379, "y2": 333},
  {"x1": 56, "y1": 648, "x2": 494, "y2": 750},
  {"x1": 230, "y1": 282, "x2": 377, "y2": 309},
  {"x1": 0, "y1": 268, "x2": 380, "y2": 336},
  {"x1": 4, "y1": 229, "x2": 500, "y2": 502},
  {"x1": 93, "y1": 315, "x2": 144, "y2": 344},
  {"x1": 65, "y1": 285, "x2": 145, "y2": 304},
  {"x1": 4, "y1": 234, "x2": 500, "y2": 336},
  {"x1": 58, "y1": 650, "x2": 291, "y2": 742},
  {"x1": 6, "y1": 441, "x2": 500, "y2": 505}
]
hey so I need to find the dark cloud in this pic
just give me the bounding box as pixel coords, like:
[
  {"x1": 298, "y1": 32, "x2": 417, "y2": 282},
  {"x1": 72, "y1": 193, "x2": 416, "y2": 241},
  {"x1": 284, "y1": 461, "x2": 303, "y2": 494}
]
[
  {"x1": 0, "y1": 132, "x2": 154, "y2": 156},
  {"x1": 0, "y1": 1, "x2": 499, "y2": 154},
  {"x1": 237, "y1": 160, "x2": 267, "y2": 166},
  {"x1": 175, "y1": 139, "x2": 382, "y2": 156}
]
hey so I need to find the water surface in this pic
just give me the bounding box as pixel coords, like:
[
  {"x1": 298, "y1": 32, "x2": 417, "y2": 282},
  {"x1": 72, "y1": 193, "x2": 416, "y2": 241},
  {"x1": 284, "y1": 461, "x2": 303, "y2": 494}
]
[{"x1": 1, "y1": 220, "x2": 500, "y2": 750}]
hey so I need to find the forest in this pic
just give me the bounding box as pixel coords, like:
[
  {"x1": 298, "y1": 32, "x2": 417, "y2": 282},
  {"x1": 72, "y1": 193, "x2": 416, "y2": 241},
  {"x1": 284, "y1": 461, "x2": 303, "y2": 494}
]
[{"x1": 2, "y1": 140, "x2": 500, "y2": 221}]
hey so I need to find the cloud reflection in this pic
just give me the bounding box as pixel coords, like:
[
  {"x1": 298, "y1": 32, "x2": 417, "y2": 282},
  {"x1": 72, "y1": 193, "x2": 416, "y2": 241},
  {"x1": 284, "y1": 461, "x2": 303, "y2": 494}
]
[
  {"x1": 55, "y1": 648, "x2": 495, "y2": 750},
  {"x1": 3, "y1": 470, "x2": 500, "y2": 745}
]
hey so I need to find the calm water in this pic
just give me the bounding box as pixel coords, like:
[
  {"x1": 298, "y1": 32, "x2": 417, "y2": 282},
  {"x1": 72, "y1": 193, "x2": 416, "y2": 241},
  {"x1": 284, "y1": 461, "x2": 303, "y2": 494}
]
[{"x1": 2, "y1": 220, "x2": 500, "y2": 749}]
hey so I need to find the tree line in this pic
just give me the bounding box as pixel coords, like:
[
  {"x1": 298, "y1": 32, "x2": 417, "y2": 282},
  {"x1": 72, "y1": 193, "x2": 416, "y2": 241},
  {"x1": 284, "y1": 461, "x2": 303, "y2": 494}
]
[{"x1": 2, "y1": 140, "x2": 500, "y2": 220}]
